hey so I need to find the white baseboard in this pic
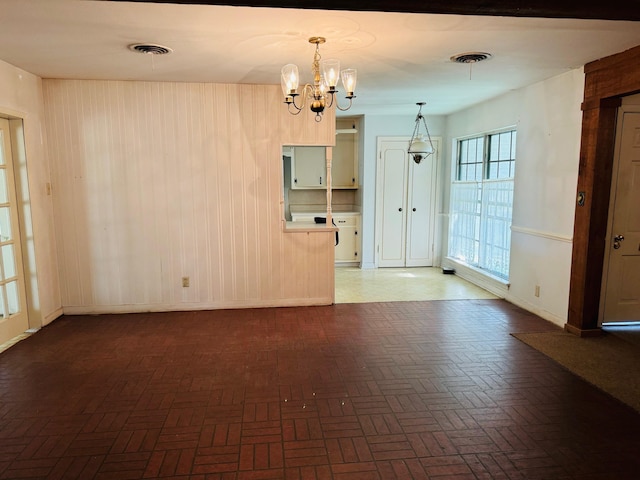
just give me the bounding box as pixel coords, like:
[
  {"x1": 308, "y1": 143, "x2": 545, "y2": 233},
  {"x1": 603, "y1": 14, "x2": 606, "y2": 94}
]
[
  {"x1": 43, "y1": 307, "x2": 64, "y2": 326},
  {"x1": 442, "y1": 258, "x2": 509, "y2": 298},
  {"x1": 442, "y1": 258, "x2": 565, "y2": 328},
  {"x1": 504, "y1": 295, "x2": 566, "y2": 328},
  {"x1": 61, "y1": 297, "x2": 335, "y2": 316}
]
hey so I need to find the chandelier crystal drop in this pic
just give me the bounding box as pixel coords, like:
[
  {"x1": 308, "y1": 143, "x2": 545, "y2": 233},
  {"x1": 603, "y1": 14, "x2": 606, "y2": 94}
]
[
  {"x1": 281, "y1": 37, "x2": 357, "y2": 122},
  {"x1": 408, "y1": 102, "x2": 435, "y2": 164}
]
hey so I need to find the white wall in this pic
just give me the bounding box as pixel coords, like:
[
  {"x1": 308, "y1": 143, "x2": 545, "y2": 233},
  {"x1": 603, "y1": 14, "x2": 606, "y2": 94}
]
[
  {"x1": 359, "y1": 114, "x2": 446, "y2": 268},
  {"x1": 443, "y1": 68, "x2": 585, "y2": 326},
  {"x1": 0, "y1": 59, "x2": 61, "y2": 328},
  {"x1": 43, "y1": 79, "x2": 337, "y2": 314}
]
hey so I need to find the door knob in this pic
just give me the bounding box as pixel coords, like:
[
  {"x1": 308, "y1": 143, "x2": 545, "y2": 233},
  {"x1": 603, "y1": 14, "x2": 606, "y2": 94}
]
[
  {"x1": 398, "y1": 208, "x2": 402, "y2": 212},
  {"x1": 412, "y1": 208, "x2": 416, "y2": 212},
  {"x1": 613, "y1": 234, "x2": 625, "y2": 250}
]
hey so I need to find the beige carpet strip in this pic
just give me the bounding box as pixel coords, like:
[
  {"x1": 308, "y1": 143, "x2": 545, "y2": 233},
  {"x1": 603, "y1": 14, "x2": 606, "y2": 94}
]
[{"x1": 512, "y1": 330, "x2": 640, "y2": 413}]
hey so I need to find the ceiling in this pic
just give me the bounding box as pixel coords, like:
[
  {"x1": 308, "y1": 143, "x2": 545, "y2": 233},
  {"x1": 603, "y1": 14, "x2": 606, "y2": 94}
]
[{"x1": 0, "y1": 0, "x2": 639, "y2": 116}]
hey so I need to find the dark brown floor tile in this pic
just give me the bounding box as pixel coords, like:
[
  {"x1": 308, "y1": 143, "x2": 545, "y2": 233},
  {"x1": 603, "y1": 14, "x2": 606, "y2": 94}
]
[{"x1": 1, "y1": 300, "x2": 639, "y2": 478}]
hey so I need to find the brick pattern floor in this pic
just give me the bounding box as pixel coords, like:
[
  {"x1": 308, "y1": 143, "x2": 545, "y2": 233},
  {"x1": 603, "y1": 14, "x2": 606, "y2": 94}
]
[{"x1": 1, "y1": 299, "x2": 639, "y2": 479}]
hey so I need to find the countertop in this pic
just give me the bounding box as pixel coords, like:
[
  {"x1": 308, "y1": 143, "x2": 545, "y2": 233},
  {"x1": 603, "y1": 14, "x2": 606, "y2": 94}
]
[
  {"x1": 286, "y1": 205, "x2": 360, "y2": 231},
  {"x1": 283, "y1": 220, "x2": 337, "y2": 232}
]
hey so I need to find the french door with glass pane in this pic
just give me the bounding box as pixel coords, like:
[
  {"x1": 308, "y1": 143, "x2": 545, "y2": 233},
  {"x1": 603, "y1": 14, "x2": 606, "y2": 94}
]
[{"x1": 0, "y1": 118, "x2": 28, "y2": 344}]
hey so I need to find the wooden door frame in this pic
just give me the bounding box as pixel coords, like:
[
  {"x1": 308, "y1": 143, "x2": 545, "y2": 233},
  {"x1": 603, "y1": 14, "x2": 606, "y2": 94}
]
[{"x1": 566, "y1": 45, "x2": 640, "y2": 336}]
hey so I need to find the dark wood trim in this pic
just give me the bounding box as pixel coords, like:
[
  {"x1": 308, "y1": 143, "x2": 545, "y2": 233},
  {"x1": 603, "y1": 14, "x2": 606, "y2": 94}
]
[
  {"x1": 583, "y1": 46, "x2": 640, "y2": 100},
  {"x1": 107, "y1": 0, "x2": 640, "y2": 21},
  {"x1": 566, "y1": 45, "x2": 640, "y2": 333},
  {"x1": 584, "y1": 45, "x2": 640, "y2": 76},
  {"x1": 564, "y1": 323, "x2": 605, "y2": 337}
]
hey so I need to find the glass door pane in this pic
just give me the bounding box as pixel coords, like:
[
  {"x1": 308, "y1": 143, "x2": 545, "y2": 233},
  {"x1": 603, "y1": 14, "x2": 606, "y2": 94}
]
[{"x1": 0, "y1": 121, "x2": 26, "y2": 323}]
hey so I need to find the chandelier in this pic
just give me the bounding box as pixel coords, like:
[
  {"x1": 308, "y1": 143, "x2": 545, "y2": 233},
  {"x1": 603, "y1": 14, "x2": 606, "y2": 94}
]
[
  {"x1": 408, "y1": 102, "x2": 435, "y2": 164},
  {"x1": 281, "y1": 37, "x2": 357, "y2": 122}
]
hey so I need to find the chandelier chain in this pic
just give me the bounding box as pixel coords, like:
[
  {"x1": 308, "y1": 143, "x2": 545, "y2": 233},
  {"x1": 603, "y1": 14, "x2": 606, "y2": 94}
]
[{"x1": 408, "y1": 102, "x2": 435, "y2": 164}]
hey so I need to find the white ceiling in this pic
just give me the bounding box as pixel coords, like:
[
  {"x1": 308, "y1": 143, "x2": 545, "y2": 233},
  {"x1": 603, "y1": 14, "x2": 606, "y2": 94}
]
[{"x1": 1, "y1": 0, "x2": 639, "y2": 115}]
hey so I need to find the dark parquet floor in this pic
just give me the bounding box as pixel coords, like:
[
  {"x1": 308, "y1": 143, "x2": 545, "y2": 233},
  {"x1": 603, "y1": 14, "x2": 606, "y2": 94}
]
[{"x1": 1, "y1": 299, "x2": 639, "y2": 479}]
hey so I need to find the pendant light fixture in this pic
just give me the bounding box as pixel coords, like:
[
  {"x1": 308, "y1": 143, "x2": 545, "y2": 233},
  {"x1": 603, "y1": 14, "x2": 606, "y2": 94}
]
[
  {"x1": 408, "y1": 102, "x2": 435, "y2": 164},
  {"x1": 281, "y1": 37, "x2": 357, "y2": 122}
]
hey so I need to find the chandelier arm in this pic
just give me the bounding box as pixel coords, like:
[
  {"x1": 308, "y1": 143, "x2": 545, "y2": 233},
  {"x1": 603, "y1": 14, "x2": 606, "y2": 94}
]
[
  {"x1": 325, "y1": 91, "x2": 335, "y2": 109},
  {"x1": 287, "y1": 103, "x2": 304, "y2": 115},
  {"x1": 289, "y1": 84, "x2": 316, "y2": 113},
  {"x1": 335, "y1": 95, "x2": 355, "y2": 112},
  {"x1": 288, "y1": 96, "x2": 303, "y2": 112}
]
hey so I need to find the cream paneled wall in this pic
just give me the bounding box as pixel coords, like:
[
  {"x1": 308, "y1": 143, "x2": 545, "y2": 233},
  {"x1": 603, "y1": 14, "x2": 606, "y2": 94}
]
[
  {"x1": 43, "y1": 79, "x2": 335, "y2": 313},
  {"x1": 0, "y1": 60, "x2": 61, "y2": 329}
]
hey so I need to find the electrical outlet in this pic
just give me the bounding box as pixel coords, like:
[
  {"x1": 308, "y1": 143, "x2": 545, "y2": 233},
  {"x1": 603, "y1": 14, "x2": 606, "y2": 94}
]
[
  {"x1": 535, "y1": 285, "x2": 540, "y2": 297},
  {"x1": 182, "y1": 277, "x2": 190, "y2": 288}
]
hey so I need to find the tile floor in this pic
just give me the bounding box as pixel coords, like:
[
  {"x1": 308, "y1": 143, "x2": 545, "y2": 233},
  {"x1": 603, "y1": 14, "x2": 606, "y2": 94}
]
[
  {"x1": 335, "y1": 267, "x2": 497, "y2": 303},
  {"x1": 0, "y1": 268, "x2": 492, "y2": 355},
  {"x1": 0, "y1": 332, "x2": 32, "y2": 356},
  {"x1": 1, "y1": 300, "x2": 639, "y2": 479}
]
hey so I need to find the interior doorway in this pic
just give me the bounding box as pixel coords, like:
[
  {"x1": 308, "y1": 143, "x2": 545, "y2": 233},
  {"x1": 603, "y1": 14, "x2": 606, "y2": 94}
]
[
  {"x1": 601, "y1": 95, "x2": 640, "y2": 324},
  {"x1": 0, "y1": 118, "x2": 29, "y2": 345}
]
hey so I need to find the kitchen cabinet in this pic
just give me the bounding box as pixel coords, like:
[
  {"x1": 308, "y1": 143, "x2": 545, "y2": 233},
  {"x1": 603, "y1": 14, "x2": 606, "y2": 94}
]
[
  {"x1": 287, "y1": 118, "x2": 358, "y2": 191},
  {"x1": 334, "y1": 213, "x2": 360, "y2": 264},
  {"x1": 332, "y1": 118, "x2": 359, "y2": 189},
  {"x1": 291, "y1": 210, "x2": 361, "y2": 264},
  {"x1": 290, "y1": 146, "x2": 326, "y2": 189}
]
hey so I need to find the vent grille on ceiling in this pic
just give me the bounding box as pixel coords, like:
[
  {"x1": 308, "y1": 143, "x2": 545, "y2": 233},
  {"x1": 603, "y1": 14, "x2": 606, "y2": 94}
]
[
  {"x1": 128, "y1": 44, "x2": 173, "y2": 55},
  {"x1": 450, "y1": 52, "x2": 492, "y2": 63}
]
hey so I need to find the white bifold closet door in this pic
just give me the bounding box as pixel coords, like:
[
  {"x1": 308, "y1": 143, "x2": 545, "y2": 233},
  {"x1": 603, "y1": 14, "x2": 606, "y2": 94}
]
[{"x1": 376, "y1": 137, "x2": 438, "y2": 268}]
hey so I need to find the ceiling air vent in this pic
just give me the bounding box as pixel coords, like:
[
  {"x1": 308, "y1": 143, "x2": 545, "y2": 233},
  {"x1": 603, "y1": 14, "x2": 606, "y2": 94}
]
[
  {"x1": 128, "y1": 43, "x2": 173, "y2": 55},
  {"x1": 450, "y1": 52, "x2": 492, "y2": 64}
]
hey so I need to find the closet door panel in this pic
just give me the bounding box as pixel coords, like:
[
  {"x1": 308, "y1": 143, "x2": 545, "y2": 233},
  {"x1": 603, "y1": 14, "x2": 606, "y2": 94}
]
[
  {"x1": 379, "y1": 143, "x2": 407, "y2": 267},
  {"x1": 406, "y1": 148, "x2": 437, "y2": 266}
]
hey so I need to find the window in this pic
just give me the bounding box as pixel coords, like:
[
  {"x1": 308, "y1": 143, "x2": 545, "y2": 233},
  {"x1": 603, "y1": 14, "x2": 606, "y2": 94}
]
[{"x1": 448, "y1": 129, "x2": 516, "y2": 280}]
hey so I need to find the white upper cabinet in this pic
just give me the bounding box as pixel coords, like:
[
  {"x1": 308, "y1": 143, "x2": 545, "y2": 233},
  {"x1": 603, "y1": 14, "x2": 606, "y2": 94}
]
[
  {"x1": 288, "y1": 117, "x2": 359, "y2": 190},
  {"x1": 332, "y1": 118, "x2": 359, "y2": 189},
  {"x1": 290, "y1": 146, "x2": 326, "y2": 189}
]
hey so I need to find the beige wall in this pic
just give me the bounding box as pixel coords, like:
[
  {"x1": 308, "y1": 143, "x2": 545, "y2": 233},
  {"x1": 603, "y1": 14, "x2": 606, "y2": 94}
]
[
  {"x1": 43, "y1": 79, "x2": 336, "y2": 313},
  {"x1": 0, "y1": 59, "x2": 61, "y2": 328}
]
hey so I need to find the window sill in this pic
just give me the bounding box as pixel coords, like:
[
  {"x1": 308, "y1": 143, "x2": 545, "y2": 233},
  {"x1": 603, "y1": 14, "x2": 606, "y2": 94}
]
[{"x1": 442, "y1": 257, "x2": 510, "y2": 297}]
